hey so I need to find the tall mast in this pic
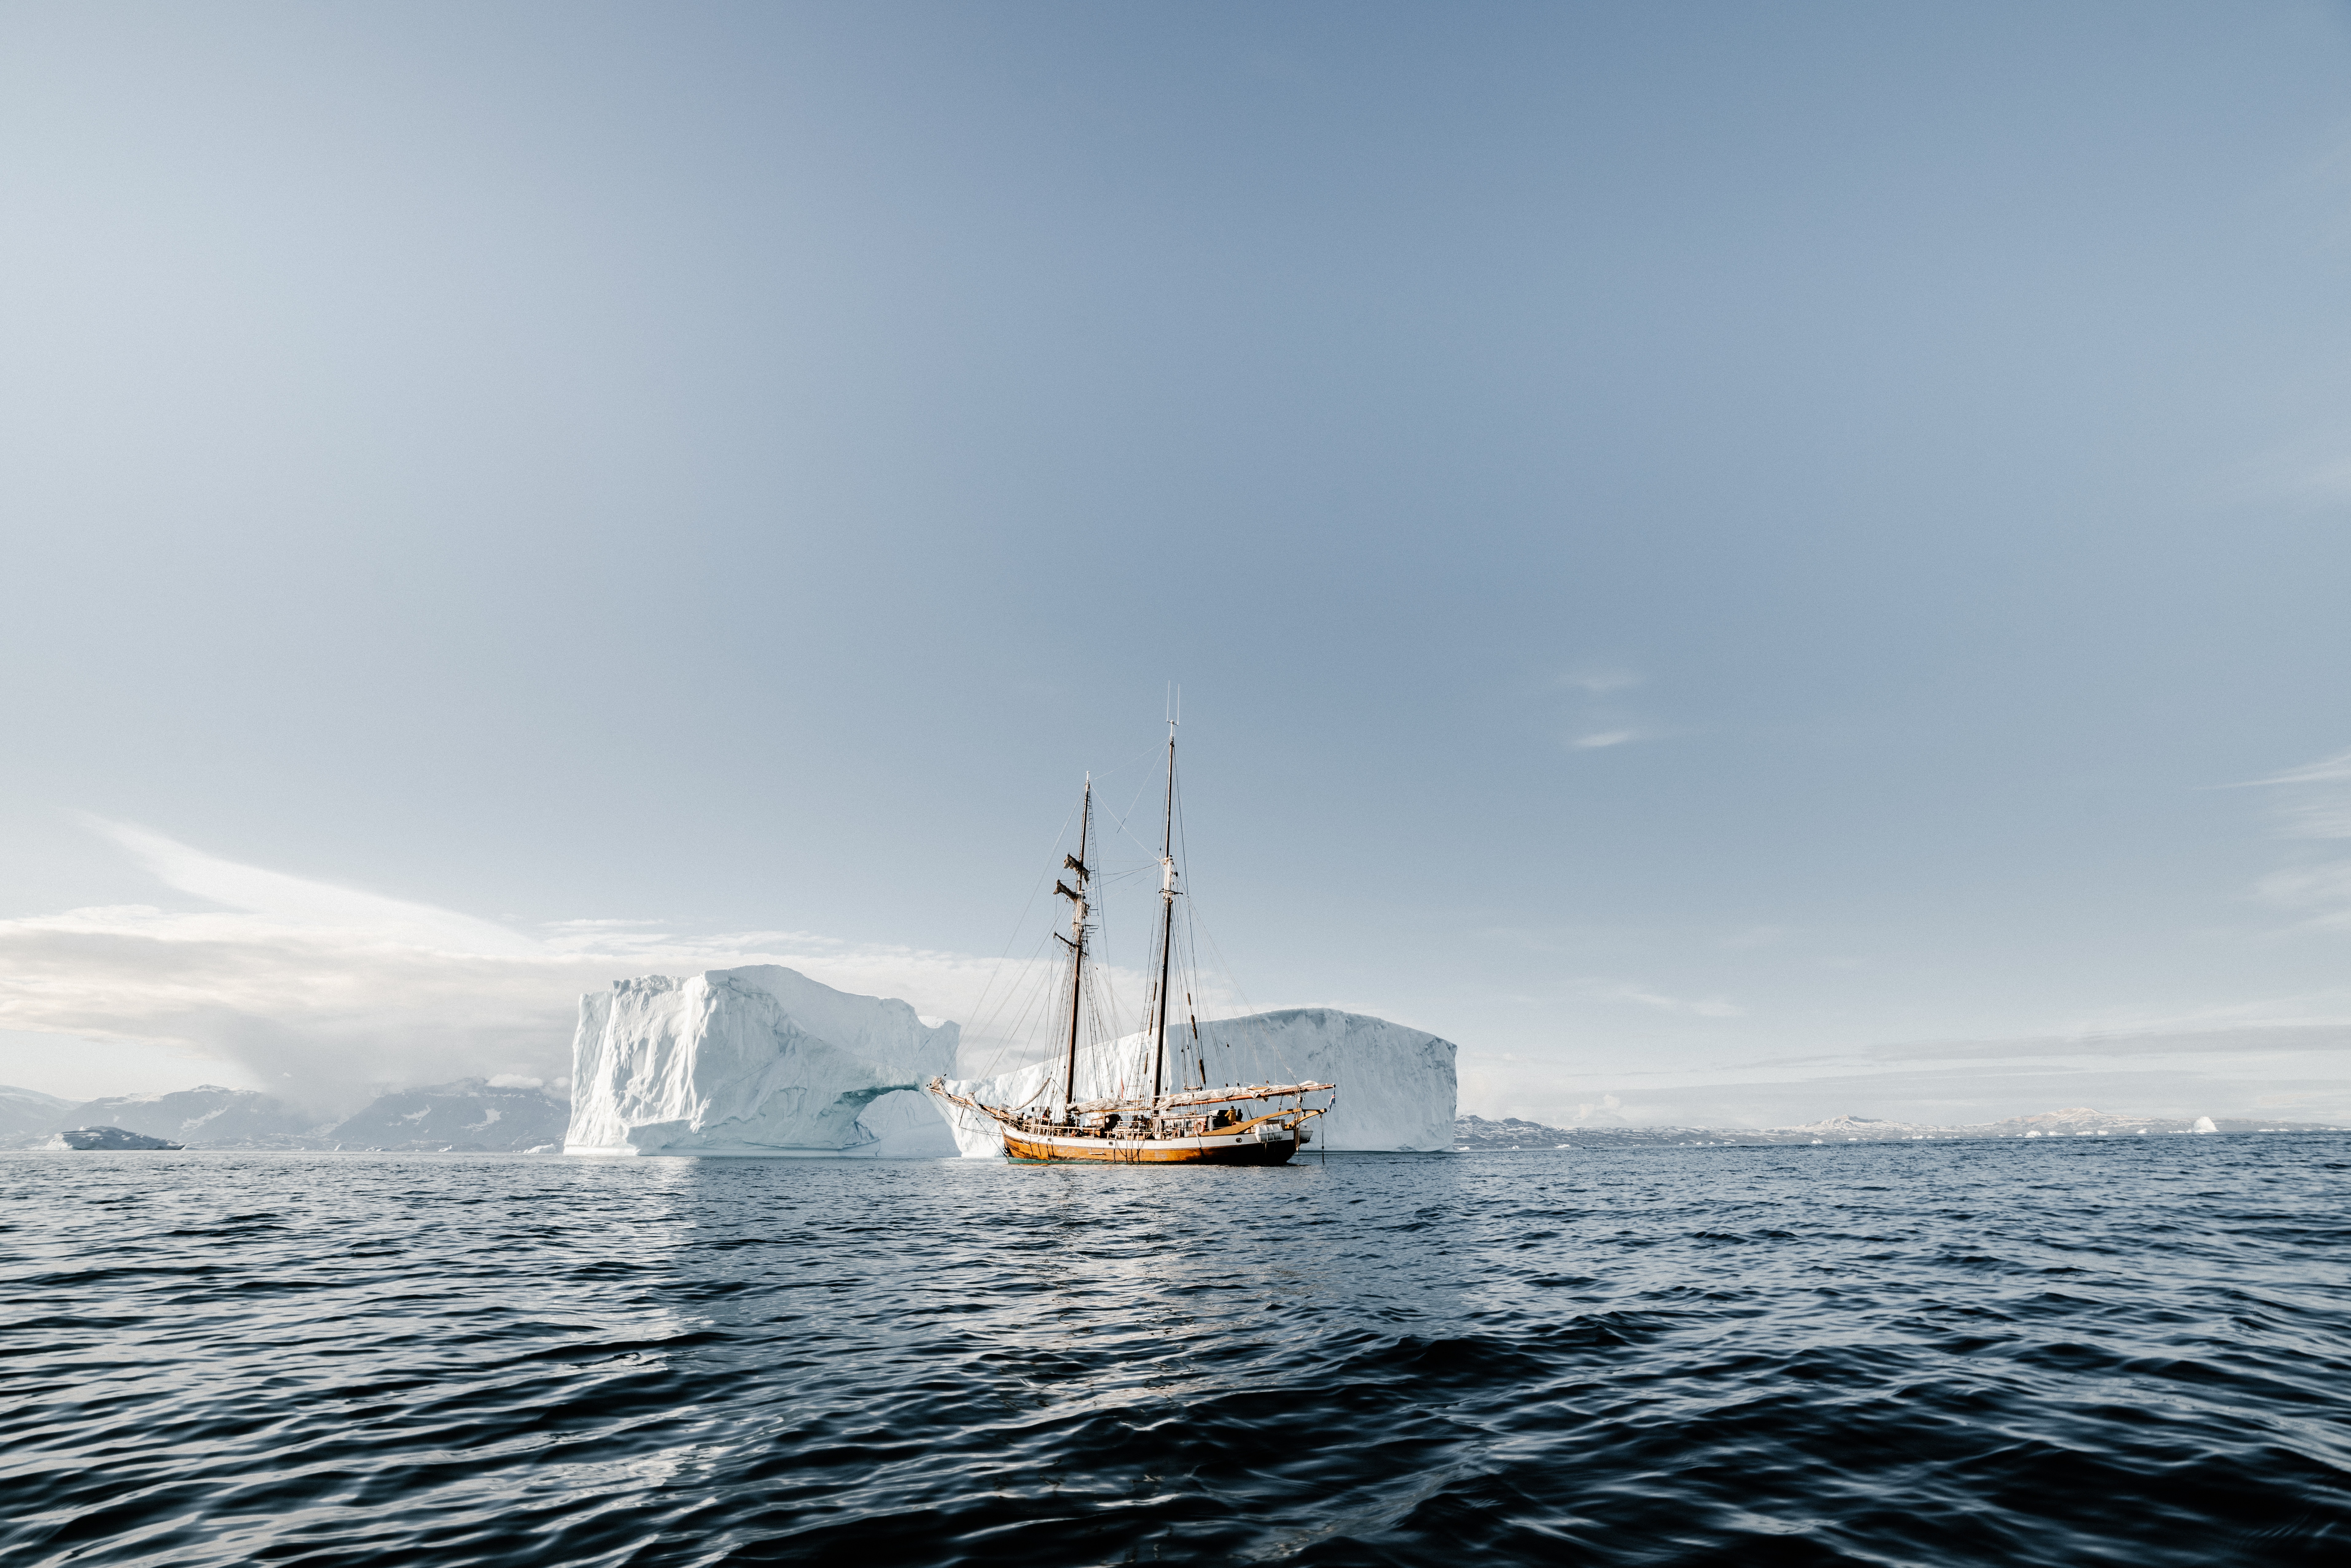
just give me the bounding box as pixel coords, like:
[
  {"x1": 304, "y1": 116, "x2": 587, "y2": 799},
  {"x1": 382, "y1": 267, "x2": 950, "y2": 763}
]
[
  {"x1": 1149, "y1": 717, "x2": 1177, "y2": 1103},
  {"x1": 1055, "y1": 779, "x2": 1092, "y2": 1115}
]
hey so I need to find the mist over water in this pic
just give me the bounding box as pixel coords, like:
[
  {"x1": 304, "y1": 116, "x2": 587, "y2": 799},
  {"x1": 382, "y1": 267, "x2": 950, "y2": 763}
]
[{"x1": 6, "y1": 1139, "x2": 2347, "y2": 1566}]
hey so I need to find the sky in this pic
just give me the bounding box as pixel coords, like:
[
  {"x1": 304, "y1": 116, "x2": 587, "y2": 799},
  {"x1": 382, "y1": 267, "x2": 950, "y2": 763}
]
[{"x1": 6, "y1": 1, "x2": 2351, "y2": 1127}]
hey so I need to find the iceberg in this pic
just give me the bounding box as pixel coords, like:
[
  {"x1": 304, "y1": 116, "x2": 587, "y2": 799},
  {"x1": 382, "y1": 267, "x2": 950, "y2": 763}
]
[
  {"x1": 938, "y1": 1007, "x2": 1455, "y2": 1156},
  {"x1": 52, "y1": 1126, "x2": 184, "y2": 1151},
  {"x1": 565, "y1": 965, "x2": 960, "y2": 1156}
]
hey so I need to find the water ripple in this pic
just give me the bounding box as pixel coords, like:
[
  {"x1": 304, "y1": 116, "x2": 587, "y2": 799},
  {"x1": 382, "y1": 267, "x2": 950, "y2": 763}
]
[{"x1": 4, "y1": 1138, "x2": 2349, "y2": 1564}]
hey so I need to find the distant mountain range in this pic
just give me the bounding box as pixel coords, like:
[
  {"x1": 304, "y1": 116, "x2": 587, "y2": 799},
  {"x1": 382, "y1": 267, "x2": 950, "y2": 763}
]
[
  {"x1": 0, "y1": 1084, "x2": 76, "y2": 1139},
  {"x1": 1454, "y1": 1106, "x2": 2348, "y2": 1149},
  {"x1": 1, "y1": 1081, "x2": 569, "y2": 1153}
]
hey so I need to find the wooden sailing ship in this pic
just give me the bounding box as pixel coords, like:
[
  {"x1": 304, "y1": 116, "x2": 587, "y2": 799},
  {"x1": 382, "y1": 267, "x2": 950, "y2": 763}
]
[{"x1": 928, "y1": 718, "x2": 1334, "y2": 1165}]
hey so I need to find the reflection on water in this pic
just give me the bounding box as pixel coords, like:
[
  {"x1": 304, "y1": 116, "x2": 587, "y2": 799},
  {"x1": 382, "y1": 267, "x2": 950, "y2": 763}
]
[{"x1": 5, "y1": 1139, "x2": 2348, "y2": 1566}]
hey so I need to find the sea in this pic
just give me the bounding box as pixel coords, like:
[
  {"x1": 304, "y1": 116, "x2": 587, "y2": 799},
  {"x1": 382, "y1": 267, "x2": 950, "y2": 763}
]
[{"x1": 4, "y1": 1136, "x2": 2347, "y2": 1566}]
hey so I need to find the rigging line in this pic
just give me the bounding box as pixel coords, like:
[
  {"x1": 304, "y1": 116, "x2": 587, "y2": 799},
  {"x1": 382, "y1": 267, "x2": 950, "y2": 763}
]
[
  {"x1": 964, "y1": 929, "x2": 1065, "y2": 1082},
  {"x1": 1185, "y1": 896, "x2": 1291, "y2": 1078},
  {"x1": 1083, "y1": 735, "x2": 1172, "y2": 787},
  {"x1": 1164, "y1": 776, "x2": 1234, "y2": 1039},
  {"x1": 1076, "y1": 739, "x2": 1172, "y2": 857},
  {"x1": 1167, "y1": 766, "x2": 1256, "y2": 1025},
  {"x1": 964, "y1": 914, "x2": 1061, "y2": 1036},
  {"x1": 1103, "y1": 741, "x2": 1172, "y2": 861},
  {"x1": 966, "y1": 909, "x2": 1073, "y2": 1059},
  {"x1": 957, "y1": 793, "x2": 1086, "y2": 1052},
  {"x1": 1000, "y1": 944, "x2": 1061, "y2": 1037}
]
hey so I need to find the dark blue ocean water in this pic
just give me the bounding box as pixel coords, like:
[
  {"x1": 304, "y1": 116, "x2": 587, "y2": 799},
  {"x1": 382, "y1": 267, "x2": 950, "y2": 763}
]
[{"x1": 4, "y1": 1137, "x2": 2348, "y2": 1566}]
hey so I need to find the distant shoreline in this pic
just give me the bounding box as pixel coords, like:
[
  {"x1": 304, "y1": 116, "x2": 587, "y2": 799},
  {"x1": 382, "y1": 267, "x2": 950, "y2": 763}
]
[{"x1": 1453, "y1": 1111, "x2": 2347, "y2": 1150}]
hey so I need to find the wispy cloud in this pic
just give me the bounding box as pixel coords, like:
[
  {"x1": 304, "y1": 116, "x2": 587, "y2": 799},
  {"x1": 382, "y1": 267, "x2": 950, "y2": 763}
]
[
  {"x1": 2236, "y1": 748, "x2": 2351, "y2": 790},
  {"x1": 2277, "y1": 456, "x2": 2351, "y2": 505},
  {"x1": 86, "y1": 815, "x2": 539, "y2": 954},
  {"x1": 1590, "y1": 981, "x2": 1743, "y2": 1019},
  {"x1": 2236, "y1": 745, "x2": 2351, "y2": 927},
  {"x1": 1554, "y1": 664, "x2": 1659, "y2": 752},
  {"x1": 0, "y1": 822, "x2": 1085, "y2": 1116},
  {"x1": 2230, "y1": 429, "x2": 2351, "y2": 509},
  {"x1": 2255, "y1": 863, "x2": 2351, "y2": 929},
  {"x1": 1560, "y1": 667, "x2": 1642, "y2": 695}
]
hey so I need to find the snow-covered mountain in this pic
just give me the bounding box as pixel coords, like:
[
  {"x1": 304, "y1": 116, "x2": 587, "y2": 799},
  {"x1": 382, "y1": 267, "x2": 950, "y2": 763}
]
[
  {"x1": 566, "y1": 965, "x2": 960, "y2": 1156},
  {"x1": 5, "y1": 1080, "x2": 571, "y2": 1152},
  {"x1": 0, "y1": 1084, "x2": 73, "y2": 1138},
  {"x1": 938, "y1": 1008, "x2": 1457, "y2": 1155},
  {"x1": 327, "y1": 1080, "x2": 569, "y2": 1152},
  {"x1": 61, "y1": 1085, "x2": 315, "y2": 1146}
]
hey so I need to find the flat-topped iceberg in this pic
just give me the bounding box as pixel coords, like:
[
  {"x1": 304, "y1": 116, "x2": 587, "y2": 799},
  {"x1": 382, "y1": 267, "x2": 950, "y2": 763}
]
[
  {"x1": 566, "y1": 965, "x2": 959, "y2": 1156},
  {"x1": 937, "y1": 1007, "x2": 1456, "y2": 1156}
]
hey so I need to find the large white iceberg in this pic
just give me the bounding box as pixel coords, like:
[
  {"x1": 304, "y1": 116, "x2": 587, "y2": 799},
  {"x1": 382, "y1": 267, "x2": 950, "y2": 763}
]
[
  {"x1": 937, "y1": 1007, "x2": 1455, "y2": 1156},
  {"x1": 565, "y1": 965, "x2": 960, "y2": 1156}
]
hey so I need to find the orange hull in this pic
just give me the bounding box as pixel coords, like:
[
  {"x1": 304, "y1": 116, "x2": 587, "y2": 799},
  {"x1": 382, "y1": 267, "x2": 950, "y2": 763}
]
[{"x1": 1001, "y1": 1128, "x2": 1300, "y2": 1165}]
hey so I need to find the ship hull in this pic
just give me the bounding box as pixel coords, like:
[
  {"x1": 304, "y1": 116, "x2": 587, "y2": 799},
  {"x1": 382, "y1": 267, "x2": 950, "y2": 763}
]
[{"x1": 1001, "y1": 1128, "x2": 1300, "y2": 1165}]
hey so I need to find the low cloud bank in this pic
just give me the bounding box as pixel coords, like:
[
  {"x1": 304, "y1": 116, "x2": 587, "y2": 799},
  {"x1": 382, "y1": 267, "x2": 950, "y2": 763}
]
[
  {"x1": 1468, "y1": 1027, "x2": 2351, "y2": 1129},
  {"x1": 16, "y1": 821, "x2": 2351, "y2": 1130},
  {"x1": 0, "y1": 822, "x2": 1071, "y2": 1118}
]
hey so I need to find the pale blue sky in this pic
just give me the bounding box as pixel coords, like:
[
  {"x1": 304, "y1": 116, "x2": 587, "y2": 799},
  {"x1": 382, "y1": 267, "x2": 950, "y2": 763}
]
[{"x1": 6, "y1": 2, "x2": 2351, "y2": 1124}]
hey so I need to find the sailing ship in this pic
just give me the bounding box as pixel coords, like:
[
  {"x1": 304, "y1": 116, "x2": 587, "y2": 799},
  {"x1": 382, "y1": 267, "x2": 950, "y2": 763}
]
[{"x1": 928, "y1": 718, "x2": 1334, "y2": 1165}]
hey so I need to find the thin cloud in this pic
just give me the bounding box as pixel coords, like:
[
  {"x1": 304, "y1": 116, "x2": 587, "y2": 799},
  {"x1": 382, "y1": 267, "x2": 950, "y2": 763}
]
[
  {"x1": 1866, "y1": 1022, "x2": 2351, "y2": 1064},
  {"x1": 2227, "y1": 746, "x2": 2351, "y2": 928},
  {"x1": 2255, "y1": 862, "x2": 2351, "y2": 929},
  {"x1": 2276, "y1": 800, "x2": 2351, "y2": 840},
  {"x1": 83, "y1": 815, "x2": 539, "y2": 954},
  {"x1": 2235, "y1": 747, "x2": 2351, "y2": 789},
  {"x1": 1592, "y1": 981, "x2": 1743, "y2": 1018},
  {"x1": 1555, "y1": 664, "x2": 1656, "y2": 751}
]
